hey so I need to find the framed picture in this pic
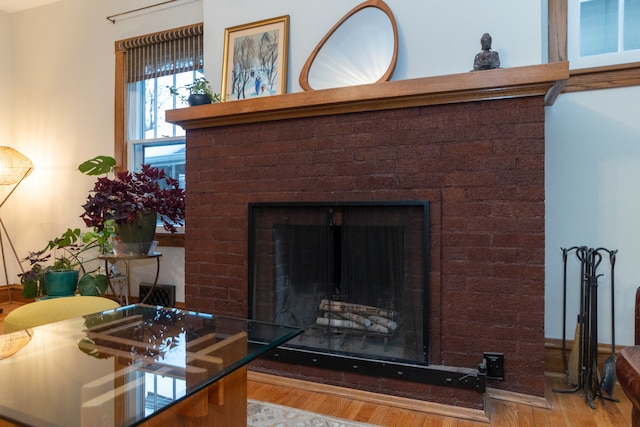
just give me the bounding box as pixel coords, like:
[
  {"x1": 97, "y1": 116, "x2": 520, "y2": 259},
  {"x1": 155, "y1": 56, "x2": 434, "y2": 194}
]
[{"x1": 221, "y1": 15, "x2": 289, "y2": 102}]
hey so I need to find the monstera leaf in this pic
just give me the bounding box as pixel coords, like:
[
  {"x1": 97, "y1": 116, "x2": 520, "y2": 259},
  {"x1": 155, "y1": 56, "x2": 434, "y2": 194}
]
[{"x1": 78, "y1": 155, "x2": 116, "y2": 176}]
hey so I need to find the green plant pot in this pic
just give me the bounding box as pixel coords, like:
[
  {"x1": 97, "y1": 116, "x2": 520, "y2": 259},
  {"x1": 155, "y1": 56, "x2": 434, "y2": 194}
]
[
  {"x1": 44, "y1": 270, "x2": 79, "y2": 297},
  {"x1": 115, "y1": 212, "x2": 157, "y2": 255}
]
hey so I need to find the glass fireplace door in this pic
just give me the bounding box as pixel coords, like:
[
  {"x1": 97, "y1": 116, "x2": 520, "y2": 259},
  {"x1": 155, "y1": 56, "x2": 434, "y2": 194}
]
[{"x1": 249, "y1": 202, "x2": 428, "y2": 364}]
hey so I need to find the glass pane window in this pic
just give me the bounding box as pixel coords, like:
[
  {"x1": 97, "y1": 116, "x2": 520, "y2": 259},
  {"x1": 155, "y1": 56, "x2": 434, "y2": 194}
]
[
  {"x1": 132, "y1": 141, "x2": 186, "y2": 190},
  {"x1": 128, "y1": 69, "x2": 203, "y2": 178},
  {"x1": 569, "y1": 0, "x2": 640, "y2": 68},
  {"x1": 130, "y1": 140, "x2": 186, "y2": 229},
  {"x1": 580, "y1": 0, "x2": 619, "y2": 56},
  {"x1": 143, "y1": 75, "x2": 179, "y2": 140},
  {"x1": 128, "y1": 70, "x2": 204, "y2": 144},
  {"x1": 624, "y1": 0, "x2": 640, "y2": 50}
]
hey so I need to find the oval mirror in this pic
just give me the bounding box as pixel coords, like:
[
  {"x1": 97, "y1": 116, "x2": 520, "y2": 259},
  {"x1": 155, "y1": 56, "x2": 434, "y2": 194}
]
[{"x1": 299, "y1": 0, "x2": 398, "y2": 91}]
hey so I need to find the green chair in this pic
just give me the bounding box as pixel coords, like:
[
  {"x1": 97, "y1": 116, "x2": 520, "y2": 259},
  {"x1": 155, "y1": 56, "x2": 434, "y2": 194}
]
[{"x1": 3, "y1": 296, "x2": 120, "y2": 333}]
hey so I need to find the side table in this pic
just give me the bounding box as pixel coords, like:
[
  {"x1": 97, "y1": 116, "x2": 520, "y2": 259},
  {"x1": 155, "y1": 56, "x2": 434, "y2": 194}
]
[{"x1": 98, "y1": 252, "x2": 162, "y2": 305}]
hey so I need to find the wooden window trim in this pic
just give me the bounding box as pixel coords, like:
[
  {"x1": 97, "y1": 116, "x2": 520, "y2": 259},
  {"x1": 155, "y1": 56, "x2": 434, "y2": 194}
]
[
  {"x1": 155, "y1": 232, "x2": 184, "y2": 248},
  {"x1": 564, "y1": 61, "x2": 640, "y2": 92},
  {"x1": 548, "y1": 0, "x2": 567, "y2": 64}
]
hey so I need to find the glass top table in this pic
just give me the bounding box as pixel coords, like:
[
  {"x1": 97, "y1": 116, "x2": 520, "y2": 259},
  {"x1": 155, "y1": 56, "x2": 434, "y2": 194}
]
[{"x1": 0, "y1": 304, "x2": 303, "y2": 427}]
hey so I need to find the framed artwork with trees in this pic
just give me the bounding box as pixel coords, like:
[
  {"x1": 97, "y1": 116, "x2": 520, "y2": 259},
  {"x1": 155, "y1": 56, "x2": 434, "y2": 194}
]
[{"x1": 221, "y1": 15, "x2": 289, "y2": 102}]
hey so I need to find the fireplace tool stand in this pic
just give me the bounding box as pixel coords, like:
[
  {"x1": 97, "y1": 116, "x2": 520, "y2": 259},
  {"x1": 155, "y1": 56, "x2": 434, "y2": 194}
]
[{"x1": 553, "y1": 246, "x2": 618, "y2": 409}]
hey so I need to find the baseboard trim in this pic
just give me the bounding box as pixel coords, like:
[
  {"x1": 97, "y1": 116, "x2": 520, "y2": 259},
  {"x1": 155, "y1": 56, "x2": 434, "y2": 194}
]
[
  {"x1": 0, "y1": 284, "x2": 31, "y2": 305},
  {"x1": 486, "y1": 386, "x2": 550, "y2": 409},
  {"x1": 545, "y1": 337, "x2": 624, "y2": 376},
  {"x1": 248, "y1": 370, "x2": 491, "y2": 424},
  {"x1": 546, "y1": 337, "x2": 624, "y2": 356}
]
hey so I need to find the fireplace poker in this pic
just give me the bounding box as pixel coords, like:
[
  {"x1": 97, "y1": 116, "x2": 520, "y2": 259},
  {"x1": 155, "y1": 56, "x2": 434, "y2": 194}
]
[{"x1": 600, "y1": 249, "x2": 618, "y2": 397}]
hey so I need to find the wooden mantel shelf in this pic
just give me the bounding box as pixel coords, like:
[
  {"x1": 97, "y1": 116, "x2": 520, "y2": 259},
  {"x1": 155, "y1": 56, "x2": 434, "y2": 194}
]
[{"x1": 166, "y1": 62, "x2": 569, "y2": 130}]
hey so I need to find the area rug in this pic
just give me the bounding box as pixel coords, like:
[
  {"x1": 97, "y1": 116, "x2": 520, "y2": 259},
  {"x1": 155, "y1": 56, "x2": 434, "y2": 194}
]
[{"x1": 248, "y1": 399, "x2": 381, "y2": 427}]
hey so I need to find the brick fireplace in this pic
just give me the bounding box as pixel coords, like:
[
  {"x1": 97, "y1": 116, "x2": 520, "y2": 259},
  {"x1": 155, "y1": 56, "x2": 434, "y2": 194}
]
[{"x1": 167, "y1": 62, "x2": 568, "y2": 409}]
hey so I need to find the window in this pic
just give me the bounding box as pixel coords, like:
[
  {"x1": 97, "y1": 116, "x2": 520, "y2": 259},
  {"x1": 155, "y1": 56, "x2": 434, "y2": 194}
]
[
  {"x1": 115, "y1": 24, "x2": 204, "y2": 243},
  {"x1": 568, "y1": 0, "x2": 640, "y2": 68},
  {"x1": 128, "y1": 70, "x2": 203, "y2": 190}
]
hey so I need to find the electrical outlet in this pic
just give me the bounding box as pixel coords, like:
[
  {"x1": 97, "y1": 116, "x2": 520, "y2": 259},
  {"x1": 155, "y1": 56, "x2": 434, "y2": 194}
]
[{"x1": 483, "y1": 352, "x2": 505, "y2": 380}]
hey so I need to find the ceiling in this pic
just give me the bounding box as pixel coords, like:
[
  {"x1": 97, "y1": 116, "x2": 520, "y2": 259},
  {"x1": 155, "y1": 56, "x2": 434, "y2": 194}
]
[{"x1": 0, "y1": 0, "x2": 59, "y2": 13}]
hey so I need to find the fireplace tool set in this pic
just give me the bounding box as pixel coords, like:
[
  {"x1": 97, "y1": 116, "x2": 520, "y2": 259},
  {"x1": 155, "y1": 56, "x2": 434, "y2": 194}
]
[{"x1": 554, "y1": 246, "x2": 618, "y2": 409}]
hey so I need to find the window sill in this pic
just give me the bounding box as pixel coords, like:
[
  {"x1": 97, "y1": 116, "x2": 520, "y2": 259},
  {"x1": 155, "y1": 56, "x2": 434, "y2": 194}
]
[
  {"x1": 563, "y1": 61, "x2": 640, "y2": 93},
  {"x1": 156, "y1": 233, "x2": 184, "y2": 248}
]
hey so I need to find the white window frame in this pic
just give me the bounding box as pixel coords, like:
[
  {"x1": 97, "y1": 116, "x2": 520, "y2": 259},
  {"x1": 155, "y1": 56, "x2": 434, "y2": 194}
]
[{"x1": 568, "y1": 0, "x2": 640, "y2": 69}]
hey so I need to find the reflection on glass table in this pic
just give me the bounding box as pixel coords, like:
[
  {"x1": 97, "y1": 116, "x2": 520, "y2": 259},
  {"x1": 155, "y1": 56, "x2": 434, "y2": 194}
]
[{"x1": 0, "y1": 304, "x2": 303, "y2": 427}]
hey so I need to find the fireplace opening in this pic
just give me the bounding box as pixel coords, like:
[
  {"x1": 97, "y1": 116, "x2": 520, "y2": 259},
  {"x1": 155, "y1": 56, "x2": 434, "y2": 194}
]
[
  {"x1": 250, "y1": 201, "x2": 429, "y2": 365},
  {"x1": 249, "y1": 202, "x2": 485, "y2": 391}
]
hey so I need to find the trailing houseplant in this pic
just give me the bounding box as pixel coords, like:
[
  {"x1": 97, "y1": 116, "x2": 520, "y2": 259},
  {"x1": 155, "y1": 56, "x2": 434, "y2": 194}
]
[
  {"x1": 21, "y1": 155, "x2": 185, "y2": 298},
  {"x1": 20, "y1": 221, "x2": 117, "y2": 298},
  {"x1": 168, "y1": 77, "x2": 220, "y2": 106},
  {"x1": 79, "y1": 156, "x2": 186, "y2": 254}
]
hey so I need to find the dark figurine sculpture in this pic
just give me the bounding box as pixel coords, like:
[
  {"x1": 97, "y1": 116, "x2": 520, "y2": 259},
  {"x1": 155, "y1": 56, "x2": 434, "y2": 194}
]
[{"x1": 473, "y1": 33, "x2": 500, "y2": 71}]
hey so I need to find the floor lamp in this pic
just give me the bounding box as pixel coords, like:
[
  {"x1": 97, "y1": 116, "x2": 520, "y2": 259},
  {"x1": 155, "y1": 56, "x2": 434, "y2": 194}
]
[{"x1": 0, "y1": 147, "x2": 33, "y2": 310}]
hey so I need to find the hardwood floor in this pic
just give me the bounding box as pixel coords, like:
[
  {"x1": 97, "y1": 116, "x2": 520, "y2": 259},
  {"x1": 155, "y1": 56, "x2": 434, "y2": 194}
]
[
  {"x1": 247, "y1": 371, "x2": 632, "y2": 426},
  {"x1": 0, "y1": 302, "x2": 633, "y2": 426}
]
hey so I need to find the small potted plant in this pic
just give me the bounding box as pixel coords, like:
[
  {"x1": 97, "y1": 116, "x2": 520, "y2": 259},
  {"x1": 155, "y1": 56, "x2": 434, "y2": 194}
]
[
  {"x1": 79, "y1": 156, "x2": 186, "y2": 255},
  {"x1": 168, "y1": 77, "x2": 220, "y2": 106},
  {"x1": 20, "y1": 221, "x2": 117, "y2": 299}
]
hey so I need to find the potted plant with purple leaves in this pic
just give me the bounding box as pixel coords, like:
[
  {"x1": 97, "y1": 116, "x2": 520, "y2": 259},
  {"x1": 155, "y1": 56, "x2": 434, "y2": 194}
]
[{"x1": 79, "y1": 155, "x2": 186, "y2": 255}]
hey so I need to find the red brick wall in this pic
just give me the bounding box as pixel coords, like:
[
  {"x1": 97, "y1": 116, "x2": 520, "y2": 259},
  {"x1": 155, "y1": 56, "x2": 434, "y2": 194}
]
[{"x1": 184, "y1": 96, "x2": 545, "y2": 407}]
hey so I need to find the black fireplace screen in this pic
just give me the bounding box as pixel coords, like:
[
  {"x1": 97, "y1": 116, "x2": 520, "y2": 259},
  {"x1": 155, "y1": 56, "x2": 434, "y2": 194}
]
[{"x1": 249, "y1": 202, "x2": 429, "y2": 365}]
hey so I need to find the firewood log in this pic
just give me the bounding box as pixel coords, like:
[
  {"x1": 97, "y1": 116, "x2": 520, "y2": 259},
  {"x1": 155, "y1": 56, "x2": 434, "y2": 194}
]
[
  {"x1": 319, "y1": 299, "x2": 394, "y2": 318},
  {"x1": 316, "y1": 317, "x2": 365, "y2": 330},
  {"x1": 336, "y1": 312, "x2": 372, "y2": 327},
  {"x1": 368, "y1": 315, "x2": 398, "y2": 331},
  {"x1": 366, "y1": 323, "x2": 389, "y2": 334}
]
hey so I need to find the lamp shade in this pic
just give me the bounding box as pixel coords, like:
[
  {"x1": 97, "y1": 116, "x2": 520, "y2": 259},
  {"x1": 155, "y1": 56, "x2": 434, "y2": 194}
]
[
  {"x1": 0, "y1": 146, "x2": 33, "y2": 185},
  {"x1": 0, "y1": 329, "x2": 33, "y2": 359}
]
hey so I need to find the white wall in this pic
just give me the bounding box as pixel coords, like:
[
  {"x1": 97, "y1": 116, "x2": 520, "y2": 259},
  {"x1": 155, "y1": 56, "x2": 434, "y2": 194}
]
[
  {"x1": 0, "y1": 10, "x2": 19, "y2": 287},
  {"x1": 546, "y1": 87, "x2": 640, "y2": 346},
  {"x1": 5, "y1": 0, "x2": 640, "y2": 347},
  {"x1": 0, "y1": 11, "x2": 11, "y2": 144},
  {"x1": 204, "y1": 0, "x2": 543, "y2": 94},
  {"x1": 7, "y1": 0, "x2": 203, "y2": 302}
]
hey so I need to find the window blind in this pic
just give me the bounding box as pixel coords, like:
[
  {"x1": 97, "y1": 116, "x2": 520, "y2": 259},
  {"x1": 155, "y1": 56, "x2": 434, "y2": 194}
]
[{"x1": 118, "y1": 23, "x2": 204, "y2": 83}]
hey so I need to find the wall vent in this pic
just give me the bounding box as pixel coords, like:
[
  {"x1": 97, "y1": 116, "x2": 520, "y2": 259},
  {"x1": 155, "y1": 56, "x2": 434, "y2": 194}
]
[{"x1": 139, "y1": 283, "x2": 176, "y2": 307}]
